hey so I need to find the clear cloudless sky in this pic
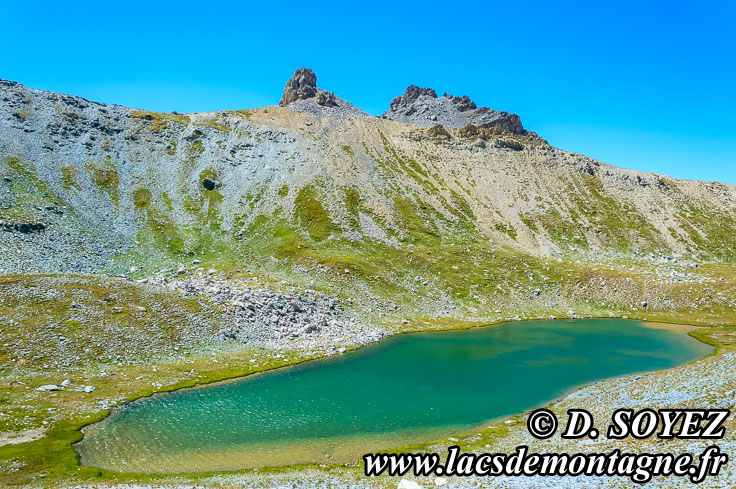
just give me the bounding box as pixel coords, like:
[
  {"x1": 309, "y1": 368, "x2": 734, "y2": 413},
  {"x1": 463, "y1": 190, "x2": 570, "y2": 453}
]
[{"x1": 2, "y1": 1, "x2": 735, "y2": 182}]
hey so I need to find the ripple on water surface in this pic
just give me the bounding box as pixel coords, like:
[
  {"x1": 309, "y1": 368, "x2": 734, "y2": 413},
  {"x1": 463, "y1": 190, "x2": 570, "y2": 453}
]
[{"x1": 77, "y1": 319, "x2": 712, "y2": 472}]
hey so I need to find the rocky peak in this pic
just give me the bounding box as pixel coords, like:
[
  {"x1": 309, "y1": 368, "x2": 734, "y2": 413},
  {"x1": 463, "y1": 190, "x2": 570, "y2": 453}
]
[
  {"x1": 383, "y1": 85, "x2": 527, "y2": 135},
  {"x1": 389, "y1": 85, "x2": 438, "y2": 111},
  {"x1": 278, "y1": 68, "x2": 369, "y2": 119},
  {"x1": 279, "y1": 68, "x2": 340, "y2": 108},
  {"x1": 279, "y1": 68, "x2": 318, "y2": 106}
]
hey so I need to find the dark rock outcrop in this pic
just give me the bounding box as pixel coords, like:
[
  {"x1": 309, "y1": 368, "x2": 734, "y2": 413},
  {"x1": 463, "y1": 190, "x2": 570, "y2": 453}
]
[
  {"x1": 446, "y1": 94, "x2": 477, "y2": 112},
  {"x1": 1, "y1": 221, "x2": 47, "y2": 233},
  {"x1": 201, "y1": 178, "x2": 217, "y2": 191}
]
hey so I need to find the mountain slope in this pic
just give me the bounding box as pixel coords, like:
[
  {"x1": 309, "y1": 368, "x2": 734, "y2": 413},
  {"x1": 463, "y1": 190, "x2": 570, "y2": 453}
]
[{"x1": 2, "y1": 74, "x2": 736, "y2": 280}]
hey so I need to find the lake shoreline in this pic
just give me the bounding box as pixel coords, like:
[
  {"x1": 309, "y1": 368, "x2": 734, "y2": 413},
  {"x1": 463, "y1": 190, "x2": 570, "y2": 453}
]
[
  {"x1": 180, "y1": 324, "x2": 735, "y2": 489},
  {"x1": 75, "y1": 317, "x2": 714, "y2": 475}
]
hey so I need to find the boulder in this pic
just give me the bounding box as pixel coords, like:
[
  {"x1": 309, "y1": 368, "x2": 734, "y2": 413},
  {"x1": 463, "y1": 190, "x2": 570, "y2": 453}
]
[
  {"x1": 397, "y1": 480, "x2": 422, "y2": 489},
  {"x1": 316, "y1": 90, "x2": 338, "y2": 107}
]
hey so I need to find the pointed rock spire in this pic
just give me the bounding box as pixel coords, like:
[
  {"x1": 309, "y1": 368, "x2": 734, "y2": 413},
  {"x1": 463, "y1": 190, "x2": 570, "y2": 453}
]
[{"x1": 280, "y1": 68, "x2": 318, "y2": 106}]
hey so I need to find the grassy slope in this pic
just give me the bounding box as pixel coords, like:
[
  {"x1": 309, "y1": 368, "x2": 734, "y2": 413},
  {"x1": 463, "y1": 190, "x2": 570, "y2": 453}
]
[{"x1": 0, "y1": 275, "x2": 334, "y2": 486}]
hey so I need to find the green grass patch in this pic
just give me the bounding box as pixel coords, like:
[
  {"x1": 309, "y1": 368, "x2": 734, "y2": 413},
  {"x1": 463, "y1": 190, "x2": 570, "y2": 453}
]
[
  {"x1": 85, "y1": 162, "x2": 119, "y2": 206},
  {"x1": 294, "y1": 185, "x2": 336, "y2": 242},
  {"x1": 60, "y1": 166, "x2": 79, "y2": 190},
  {"x1": 133, "y1": 189, "x2": 152, "y2": 209}
]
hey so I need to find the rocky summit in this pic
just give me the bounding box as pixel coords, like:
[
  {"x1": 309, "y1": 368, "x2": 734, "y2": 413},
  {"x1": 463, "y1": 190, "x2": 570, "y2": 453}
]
[
  {"x1": 382, "y1": 84, "x2": 527, "y2": 134},
  {"x1": 278, "y1": 68, "x2": 368, "y2": 119},
  {"x1": 279, "y1": 68, "x2": 319, "y2": 106}
]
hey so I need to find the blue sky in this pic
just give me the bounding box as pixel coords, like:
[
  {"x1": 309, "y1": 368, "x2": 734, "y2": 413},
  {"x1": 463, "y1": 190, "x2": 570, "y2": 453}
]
[{"x1": 2, "y1": 1, "x2": 735, "y2": 183}]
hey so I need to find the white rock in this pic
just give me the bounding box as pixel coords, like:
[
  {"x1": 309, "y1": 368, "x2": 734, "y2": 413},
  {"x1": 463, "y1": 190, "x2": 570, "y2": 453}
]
[
  {"x1": 398, "y1": 480, "x2": 422, "y2": 489},
  {"x1": 435, "y1": 477, "x2": 447, "y2": 486},
  {"x1": 37, "y1": 384, "x2": 61, "y2": 391},
  {"x1": 61, "y1": 379, "x2": 71, "y2": 386},
  {"x1": 83, "y1": 385, "x2": 95, "y2": 393}
]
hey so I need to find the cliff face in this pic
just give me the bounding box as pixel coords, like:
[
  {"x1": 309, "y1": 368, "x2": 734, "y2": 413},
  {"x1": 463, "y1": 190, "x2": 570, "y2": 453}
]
[{"x1": 1, "y1": 73, "x2": 736, "y2": 280}]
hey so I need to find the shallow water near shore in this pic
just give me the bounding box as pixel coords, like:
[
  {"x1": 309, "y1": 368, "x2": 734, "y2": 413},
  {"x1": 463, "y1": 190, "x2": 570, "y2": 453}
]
[{"x1": 77, "y1": 318, "x2": 712, "y2": 473}]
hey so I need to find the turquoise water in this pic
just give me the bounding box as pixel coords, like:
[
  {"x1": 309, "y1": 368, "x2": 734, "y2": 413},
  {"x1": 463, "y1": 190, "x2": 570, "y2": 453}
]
[{"x1": 77, "y1": 319, "x2": 711, "y2": 473}]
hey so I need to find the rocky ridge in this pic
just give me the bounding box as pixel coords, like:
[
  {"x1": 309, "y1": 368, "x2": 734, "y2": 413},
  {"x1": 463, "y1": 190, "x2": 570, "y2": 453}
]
[
  {"x1": 383, "y1": 85, "x2": 528, "y2": 135},
  {"x1": 277, "y1": 69, "x2": 530, "y2": 134}
]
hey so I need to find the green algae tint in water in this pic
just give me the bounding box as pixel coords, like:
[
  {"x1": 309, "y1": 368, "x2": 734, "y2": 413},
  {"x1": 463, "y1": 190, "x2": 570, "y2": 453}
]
[{"x1": 77, "y1": 319, "x2": 711, "y2": 473}]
